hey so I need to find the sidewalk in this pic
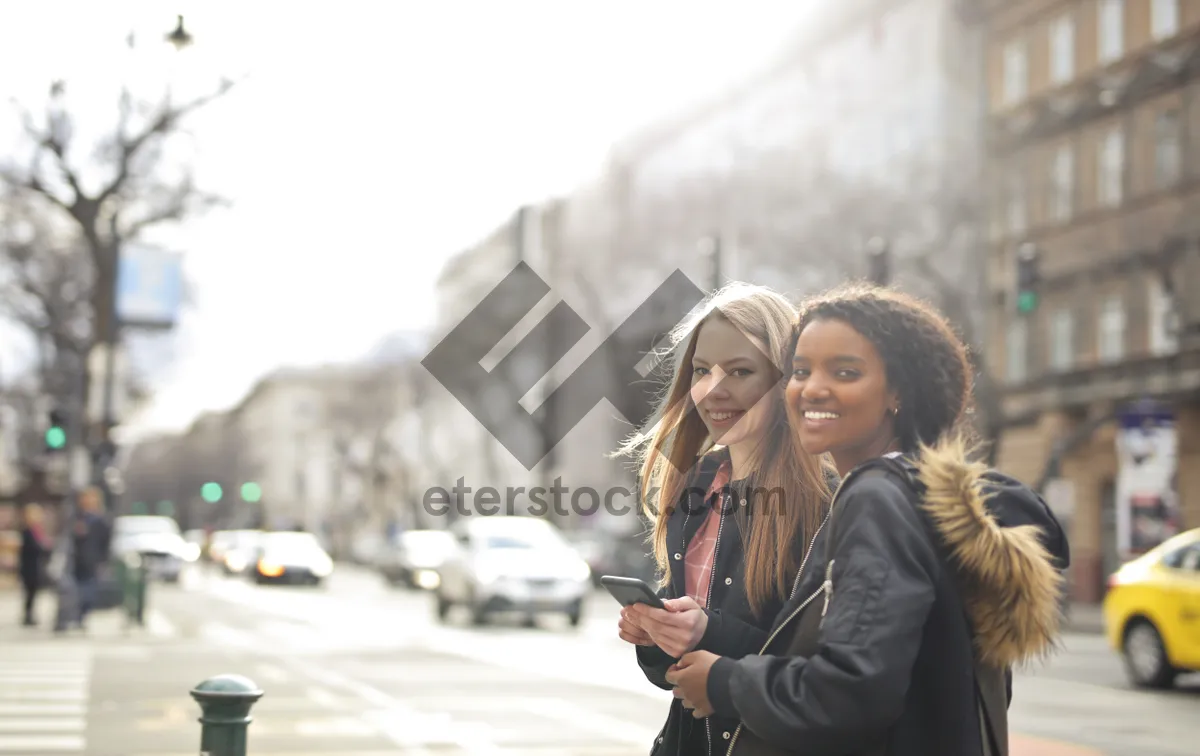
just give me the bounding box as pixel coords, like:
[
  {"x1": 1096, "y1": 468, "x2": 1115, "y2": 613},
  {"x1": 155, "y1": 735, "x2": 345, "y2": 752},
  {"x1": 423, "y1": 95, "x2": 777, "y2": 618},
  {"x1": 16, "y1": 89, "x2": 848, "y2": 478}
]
[{"x1": 0, "y1": 585, "x2": 154, "y2": 645}]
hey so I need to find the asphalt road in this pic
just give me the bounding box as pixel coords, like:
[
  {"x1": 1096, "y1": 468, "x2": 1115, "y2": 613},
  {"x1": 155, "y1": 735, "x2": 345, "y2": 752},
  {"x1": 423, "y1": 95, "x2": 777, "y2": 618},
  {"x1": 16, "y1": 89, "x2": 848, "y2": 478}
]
[{"x1": 2, "y1": 562, "x2": 1196, "y2": 755}]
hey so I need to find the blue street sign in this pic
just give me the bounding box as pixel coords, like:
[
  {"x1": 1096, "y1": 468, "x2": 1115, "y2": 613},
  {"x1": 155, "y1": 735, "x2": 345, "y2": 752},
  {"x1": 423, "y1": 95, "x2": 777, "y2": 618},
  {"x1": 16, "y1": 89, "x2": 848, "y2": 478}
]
[{"x1": 116, "y1": 244, "x2": 183, "y2": 329}]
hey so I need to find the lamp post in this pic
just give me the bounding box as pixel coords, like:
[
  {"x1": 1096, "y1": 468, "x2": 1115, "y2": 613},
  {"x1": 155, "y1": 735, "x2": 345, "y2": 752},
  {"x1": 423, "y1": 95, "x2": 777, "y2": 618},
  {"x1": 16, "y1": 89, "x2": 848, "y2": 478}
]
[
  {"x1": 94, "y1": 15, "x2": 196, "y2": 497},
  {"x1": 700, "y1": 234, "x2": 722, "y2": 292},
  {"x1": 866, "y1": 237, "x2": 891, "y2": 286}
]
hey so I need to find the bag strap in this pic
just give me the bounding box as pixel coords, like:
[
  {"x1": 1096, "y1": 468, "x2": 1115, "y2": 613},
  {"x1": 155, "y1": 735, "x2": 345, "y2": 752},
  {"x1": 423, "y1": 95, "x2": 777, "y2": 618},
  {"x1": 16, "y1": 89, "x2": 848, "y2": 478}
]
[{"x1": 828, "y1": 455, "x2": 1006, "y2": 756}]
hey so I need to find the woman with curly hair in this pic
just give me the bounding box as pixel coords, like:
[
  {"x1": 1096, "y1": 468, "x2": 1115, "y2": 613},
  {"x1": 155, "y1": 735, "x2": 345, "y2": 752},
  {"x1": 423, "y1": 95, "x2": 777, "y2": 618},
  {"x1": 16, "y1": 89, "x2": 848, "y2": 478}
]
[{"x1": 667, "y1": 283, "x2": 1071, "y2": 756}]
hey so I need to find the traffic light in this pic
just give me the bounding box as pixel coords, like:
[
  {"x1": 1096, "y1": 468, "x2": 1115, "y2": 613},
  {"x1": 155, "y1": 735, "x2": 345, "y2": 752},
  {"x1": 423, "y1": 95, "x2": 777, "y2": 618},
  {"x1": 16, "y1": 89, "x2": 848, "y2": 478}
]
[
  {"x1": 45, "y1": 409, "x2": 66, "y2": 452},
  {"x1": 866, "y1": 237, "x2": 891, "y2": 286},
  {"x1": 200, "y1": 482, "x2": 223, "y2": 503},
  {"x1": 240, "y1": 482, "x2": 262, "y2": 503},
  {"x1": 1016, "y1": 243, "x2": 1040, "y2": 315}
]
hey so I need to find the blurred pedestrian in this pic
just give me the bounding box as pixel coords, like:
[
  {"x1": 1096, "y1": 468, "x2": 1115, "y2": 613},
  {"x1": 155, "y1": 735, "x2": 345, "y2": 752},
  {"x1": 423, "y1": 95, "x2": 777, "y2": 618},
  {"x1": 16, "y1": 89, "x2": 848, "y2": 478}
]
[
  {"x1": 18, "y1": 503, "x2": 51, "y2": 626},
  {"x1": 614, "y1": 283, "x2": 837, "y2": 756},
  {"x1": 667, "y1": 284, "x2": 1072, "y2": 756},
  {"x1": 71, "y1": 487, "x2": 112, "y2": 629}
]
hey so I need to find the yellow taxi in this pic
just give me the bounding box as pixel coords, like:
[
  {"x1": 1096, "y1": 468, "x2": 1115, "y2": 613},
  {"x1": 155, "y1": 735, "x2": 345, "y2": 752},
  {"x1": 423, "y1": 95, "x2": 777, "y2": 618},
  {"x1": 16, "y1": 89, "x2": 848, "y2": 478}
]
[{"x1": 1103, "y1": 528, "x2": 1200, "y2": 688}]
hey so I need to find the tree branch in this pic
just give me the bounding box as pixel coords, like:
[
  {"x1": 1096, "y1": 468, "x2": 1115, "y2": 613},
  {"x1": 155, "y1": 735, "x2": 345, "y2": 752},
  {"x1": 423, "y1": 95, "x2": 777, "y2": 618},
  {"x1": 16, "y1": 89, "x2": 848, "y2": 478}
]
[{"x1": 97, "y1": 77, "x2": 237, "y2": 206}]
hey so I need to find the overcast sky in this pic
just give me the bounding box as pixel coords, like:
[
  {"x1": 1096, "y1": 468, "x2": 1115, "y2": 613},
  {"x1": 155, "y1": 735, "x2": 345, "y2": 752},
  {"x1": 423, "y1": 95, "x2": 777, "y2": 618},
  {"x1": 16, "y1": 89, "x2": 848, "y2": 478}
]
[{"x1": 0, "y1": 0, "x2": 818, "y2": 437}]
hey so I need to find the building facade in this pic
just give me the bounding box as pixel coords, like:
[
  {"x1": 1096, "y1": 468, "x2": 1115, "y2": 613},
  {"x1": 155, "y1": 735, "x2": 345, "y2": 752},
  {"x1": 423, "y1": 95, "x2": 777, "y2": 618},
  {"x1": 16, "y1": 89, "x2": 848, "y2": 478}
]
[{"x1": 978, "y1": 0, "x2": 1200, "y2": 601}]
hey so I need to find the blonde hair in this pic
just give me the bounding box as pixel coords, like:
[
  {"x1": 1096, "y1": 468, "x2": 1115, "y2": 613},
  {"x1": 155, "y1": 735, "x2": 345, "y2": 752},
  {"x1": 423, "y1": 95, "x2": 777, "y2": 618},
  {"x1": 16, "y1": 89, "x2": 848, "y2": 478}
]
[{"x1": 615, "y1": 282, "x2": 831, "y2": 616}]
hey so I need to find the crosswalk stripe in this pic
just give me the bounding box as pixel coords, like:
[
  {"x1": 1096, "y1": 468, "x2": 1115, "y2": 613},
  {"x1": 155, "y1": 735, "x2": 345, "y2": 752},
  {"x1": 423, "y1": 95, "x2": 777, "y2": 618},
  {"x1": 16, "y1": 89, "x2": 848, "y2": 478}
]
[
  {"x1": 0, "y1": 704, "x2": 85, "y2": 716},
  {"x1": 0, "y1": 720, "x2": 84, "y2": 733},
  {"x1": 0, "y1": 646, "x2": 90, "y2": 753},
  {"x1": 0, "y1": 736, "x2": 85, "y2": 752}
]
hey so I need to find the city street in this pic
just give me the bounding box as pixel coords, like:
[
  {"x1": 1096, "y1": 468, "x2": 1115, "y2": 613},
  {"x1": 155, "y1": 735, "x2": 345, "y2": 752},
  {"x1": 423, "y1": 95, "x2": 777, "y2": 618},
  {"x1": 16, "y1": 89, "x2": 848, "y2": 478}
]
[{"x1": 2, "y1": 564, "x2": 1196, "y2": 756}]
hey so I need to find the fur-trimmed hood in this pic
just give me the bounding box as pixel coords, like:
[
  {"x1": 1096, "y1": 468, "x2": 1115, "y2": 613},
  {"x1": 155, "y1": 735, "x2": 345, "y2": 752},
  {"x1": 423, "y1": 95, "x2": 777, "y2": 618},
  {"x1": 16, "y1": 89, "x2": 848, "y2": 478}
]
[{"x1": 910, "y1": 438, "x2": 1070, "y2": 669}]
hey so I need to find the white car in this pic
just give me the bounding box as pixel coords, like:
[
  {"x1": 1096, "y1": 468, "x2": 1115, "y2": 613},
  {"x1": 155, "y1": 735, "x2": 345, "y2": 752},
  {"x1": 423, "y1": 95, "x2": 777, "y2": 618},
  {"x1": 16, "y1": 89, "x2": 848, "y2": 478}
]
[
  {"x1": 434, "y1": 516, "x2": 592, "y2": 626},
  {"x1": 111, "y1": 516, "x2": 189, "y2": 582},
  {"x1": 250, "y1": 531, "x2": 334, "y2": 587}
]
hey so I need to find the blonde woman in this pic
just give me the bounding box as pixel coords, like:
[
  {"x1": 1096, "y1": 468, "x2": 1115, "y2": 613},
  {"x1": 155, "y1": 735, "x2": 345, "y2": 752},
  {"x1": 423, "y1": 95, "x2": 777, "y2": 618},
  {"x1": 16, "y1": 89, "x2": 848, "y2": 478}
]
[
  {"x1": 19, "y1": 503, "x2": 51, "y2": 626},
  {"x1": 615, "y1": 283, "x2": 836, "y2": 756}
]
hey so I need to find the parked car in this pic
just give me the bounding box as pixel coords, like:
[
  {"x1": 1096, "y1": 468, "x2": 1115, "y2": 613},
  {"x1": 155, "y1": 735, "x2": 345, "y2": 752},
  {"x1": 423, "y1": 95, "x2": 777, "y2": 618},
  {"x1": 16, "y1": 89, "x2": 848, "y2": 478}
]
[
  {"x1": 434, "y1": 516, "x2": 592, "y2": 626},
  {"x1": 1103, "y1": 527, "x2": 1200, "y2": 688},
  {"x1": 250, "y1": 531, "x2": 334, "y2": 586},
  {"x1": 110, "y1": 515, "x2": 189, "y2": 583},
  {"x1": 379, "y1": 529, "x2": 456, "y2": 589}
]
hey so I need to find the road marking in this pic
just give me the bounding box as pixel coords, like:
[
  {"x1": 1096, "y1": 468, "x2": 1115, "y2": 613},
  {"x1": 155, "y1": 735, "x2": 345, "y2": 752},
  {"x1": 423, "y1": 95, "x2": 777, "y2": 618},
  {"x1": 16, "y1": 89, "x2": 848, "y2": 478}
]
[
  {"x1": 415, "y1": 625, "x2": 672, "y2": 701},
  {"x1": 0, "y1": 705, "x2": 85, "y2": 716},
  {"x1": 198, "y1": 622, "x2": 257, "y2": 649},
  {"x1": 0, "y1": 645, "x2": 89, "y2": 753},
  {"x1": 304, "y1": 686, "x2": 340, "y2": 708},
  {"x1": 255, "y1": 662, "x2": 291, "y2": 684},
  {"x1": 0, "y1": 736, "x2": 85, "y2": 752},
  {"x1": 534, "y1": 697, "x2": 662, "y2": 746},
  {"x1": 285, "y1": 657, "x2": 504, "y2": 754},
  {"x1": 0, "y1": 720, "x2": 84, "y2": 733},
  {"x1": 146, "y1": 609, "x2": 177, "y2": 638}
]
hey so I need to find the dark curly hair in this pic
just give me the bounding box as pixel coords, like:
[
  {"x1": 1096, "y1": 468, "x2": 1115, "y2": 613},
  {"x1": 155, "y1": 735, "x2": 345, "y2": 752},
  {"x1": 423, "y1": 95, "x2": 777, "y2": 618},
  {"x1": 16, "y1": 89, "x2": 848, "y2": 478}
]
[{"x1": 794, "y1": 283, "x2": 973, "y2": 453}]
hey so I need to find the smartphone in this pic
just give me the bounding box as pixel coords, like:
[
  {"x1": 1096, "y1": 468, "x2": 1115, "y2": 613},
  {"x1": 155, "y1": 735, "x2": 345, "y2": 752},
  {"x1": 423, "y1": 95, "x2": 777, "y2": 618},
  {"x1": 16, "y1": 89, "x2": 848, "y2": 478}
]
[{"x1": 600, "y1": 575, "x2": 665, "y2": 609}]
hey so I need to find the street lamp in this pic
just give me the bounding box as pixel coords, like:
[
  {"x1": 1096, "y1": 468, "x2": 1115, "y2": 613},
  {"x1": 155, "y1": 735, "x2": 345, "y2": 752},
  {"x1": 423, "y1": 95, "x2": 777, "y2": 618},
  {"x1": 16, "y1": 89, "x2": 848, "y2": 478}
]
[
  {"x1": 699, "y1": 234, "x2": 722, "y2": 291},
  {"x1": 165, "y1": 15, "x2": 194, "y2": 51},
  {"x1": 866, "y1": 237, "x2": 891, "y2": 286}
]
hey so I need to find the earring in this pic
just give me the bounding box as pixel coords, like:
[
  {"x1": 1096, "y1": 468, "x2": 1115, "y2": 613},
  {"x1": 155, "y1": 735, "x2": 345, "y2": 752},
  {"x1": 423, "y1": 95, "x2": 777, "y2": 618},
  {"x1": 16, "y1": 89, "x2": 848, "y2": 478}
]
[{"x1": 890, "y1": 405, "x2": 900, "y2": 416}]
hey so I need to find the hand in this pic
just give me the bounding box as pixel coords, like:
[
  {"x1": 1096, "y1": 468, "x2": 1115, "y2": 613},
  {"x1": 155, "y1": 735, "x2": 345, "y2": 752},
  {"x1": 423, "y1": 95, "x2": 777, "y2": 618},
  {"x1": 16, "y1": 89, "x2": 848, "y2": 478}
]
[
  {"x1": 666, "y1": 650, "x2": 720, "y2": 718},
  {"x1": 618, "y1": 606, "x2": 655, "y2": 646},
  {"x1": 626, "y1": 596, "x2": 708, "y2": 657}
]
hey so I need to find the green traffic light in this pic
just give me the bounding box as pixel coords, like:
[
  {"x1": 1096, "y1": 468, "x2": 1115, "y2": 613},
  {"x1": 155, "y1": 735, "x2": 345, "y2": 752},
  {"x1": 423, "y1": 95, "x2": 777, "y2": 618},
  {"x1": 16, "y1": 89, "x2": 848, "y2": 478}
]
[
  {"x1": 1017, "y1": 291, "x2": 1038, "y2": 314},
  {"x1": 240, "y1": 482, "x2": 262, "y2": 503},
  {"x1": 200, "y1": 482, "x2": 223, "y2": 503},
  {"x1": 45, "y1": 426, "x2": 66, "y2": 449}
]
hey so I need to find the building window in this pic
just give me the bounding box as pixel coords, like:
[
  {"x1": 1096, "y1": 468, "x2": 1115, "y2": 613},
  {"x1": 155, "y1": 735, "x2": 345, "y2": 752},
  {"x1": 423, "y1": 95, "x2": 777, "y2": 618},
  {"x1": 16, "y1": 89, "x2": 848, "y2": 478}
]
[
  {"x1": 1098, "y1": 126, "x2": 1124, "y2": 207},
  {"x1": 1003, "y1": 38, "x2": 1028, "y2": 105},
  {"x1": 1007, "y1": 318, "x2": 1028, "y2": 383},
  {"x1": 1154, "y1": 109, "x2": 1181, "y2": 188},
  {"x1": 1149, "y1": 278, "x2": 1180, "y2": 355},
  {"x1": 1152, "y1": 0, "x2": 1180, "y2": 41},
  {"x1": 1097, "y1": 296, "x2": 1126, "y2": 363},
  {"x1": 1050, "y1": 15, "x2": 1075, "y2": 85},
  {"x1": 1007, "y1": 168, "x2": 1027, "y2": 234},
  {"x1": 1051, "y1": 144, "x2": 1073, "y2": 221},
  {"x1": 1098, "y1": 0, "x2": 1124, "y2": 65},
  {"x1": 1049, "y1": 308, "x2": 1075, "y2": 372}
]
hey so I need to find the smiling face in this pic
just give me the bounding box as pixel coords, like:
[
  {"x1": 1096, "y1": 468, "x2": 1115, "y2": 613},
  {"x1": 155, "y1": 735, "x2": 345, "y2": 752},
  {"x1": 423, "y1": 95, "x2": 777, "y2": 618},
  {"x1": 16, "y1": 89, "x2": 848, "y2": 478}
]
[
  {"x1": 785, "y1": 318, "x2": 900, "y2": 475},
  {"x1": 688, "y1": 315, "x2": 779, "y2": 455}
]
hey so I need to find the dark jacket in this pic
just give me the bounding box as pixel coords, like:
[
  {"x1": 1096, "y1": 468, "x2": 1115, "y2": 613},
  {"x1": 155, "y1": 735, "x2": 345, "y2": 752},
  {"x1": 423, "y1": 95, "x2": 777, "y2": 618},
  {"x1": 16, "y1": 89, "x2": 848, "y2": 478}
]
[
  {"x1": 19, "y1": 525, "x2": 50, "y2": 584},
  {"x1": 706, "y1": 439, "x2": 1071, "y2": 756},
  {"x1": 638, "y1": 450, "x2": 838, "y2": 756},
  {"x1": 73, "y1": 513, "x2": 112, "y2": 580}
]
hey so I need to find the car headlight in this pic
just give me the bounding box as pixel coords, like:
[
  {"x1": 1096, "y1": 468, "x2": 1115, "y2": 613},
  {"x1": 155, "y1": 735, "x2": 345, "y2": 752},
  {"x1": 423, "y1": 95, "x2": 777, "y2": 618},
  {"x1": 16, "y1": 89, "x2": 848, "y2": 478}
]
[
  {"x1": 312, "y1": 557, "x2": 334, "y2": 577},
  {"x1": 570, "y1": 559, "x2": 592, "y2": 583}
]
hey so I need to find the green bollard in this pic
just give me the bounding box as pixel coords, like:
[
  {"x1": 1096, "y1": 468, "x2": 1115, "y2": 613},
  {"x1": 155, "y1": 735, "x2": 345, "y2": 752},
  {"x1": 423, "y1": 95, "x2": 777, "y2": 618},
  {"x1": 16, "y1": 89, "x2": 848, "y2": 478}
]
[
  {"x1": 190, "y1": 674, "x2": 264, "y2": 756},
  {"x1": 122, "y1": 553, "x2": 146, "y2": 627}
]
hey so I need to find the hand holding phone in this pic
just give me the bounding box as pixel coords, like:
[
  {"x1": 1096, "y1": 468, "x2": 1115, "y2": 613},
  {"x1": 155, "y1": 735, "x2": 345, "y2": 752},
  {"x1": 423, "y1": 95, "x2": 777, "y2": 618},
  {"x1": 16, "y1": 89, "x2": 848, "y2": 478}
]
[{"x1": 601, "y1": 575, "x2": 665, "y2": 609}]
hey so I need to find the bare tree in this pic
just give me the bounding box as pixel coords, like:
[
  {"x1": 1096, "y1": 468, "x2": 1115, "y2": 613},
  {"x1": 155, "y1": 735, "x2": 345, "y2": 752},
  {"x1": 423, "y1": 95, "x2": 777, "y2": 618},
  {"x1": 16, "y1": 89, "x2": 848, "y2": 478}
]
[{"x1": 0, "y1": 32, "x2": 236, "y2": 431}]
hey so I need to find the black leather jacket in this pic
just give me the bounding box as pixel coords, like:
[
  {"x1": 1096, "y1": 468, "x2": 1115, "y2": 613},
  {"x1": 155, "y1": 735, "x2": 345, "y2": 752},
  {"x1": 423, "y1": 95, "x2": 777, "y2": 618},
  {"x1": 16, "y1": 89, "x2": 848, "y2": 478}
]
[
  {"x1": 706, "y1": 445, "x2": 1070, "y2": 756},
  {"x1": 637, "y1": 451, "x2": 837, "y2": 756}
]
